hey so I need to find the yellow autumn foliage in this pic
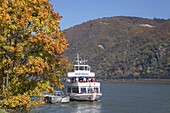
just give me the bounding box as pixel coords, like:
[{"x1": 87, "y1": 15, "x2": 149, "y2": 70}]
[{"x1": 0, "y1": 0, "x2": 70, "y2": 111}]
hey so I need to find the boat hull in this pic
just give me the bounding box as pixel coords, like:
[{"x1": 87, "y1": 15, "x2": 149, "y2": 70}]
[
  {"x1": 50, "y1": 96, "x2": 62, "y2": 103},
  {"x1": 61, "y1": 96, "x2": 70, "y2": 103},
  {"x1": 70, "y1": 93, "x2": 102, "y2": 101}
]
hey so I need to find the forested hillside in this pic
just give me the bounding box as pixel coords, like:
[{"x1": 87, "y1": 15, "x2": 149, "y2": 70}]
[{"x1": 64, "y1": 16, "x2": 170, "y2": 80}]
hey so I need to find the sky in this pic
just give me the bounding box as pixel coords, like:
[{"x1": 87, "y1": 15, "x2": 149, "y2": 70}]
[{"x1": 50, "y1": 0, "x2": 170, "y2": 30}]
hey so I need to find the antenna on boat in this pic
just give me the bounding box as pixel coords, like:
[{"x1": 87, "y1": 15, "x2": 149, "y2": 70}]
[
  {"x1": 74, "y1": 54, "x2": 84, "y2": 65},
  {"x1": 77, "y1": 53, "x2": 79, "y2": 65},
  {"x1": 83, "y1": 58, "x2": 87, "y2": 65}
]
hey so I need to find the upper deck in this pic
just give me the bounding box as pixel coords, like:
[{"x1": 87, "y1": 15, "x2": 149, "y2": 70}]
[{"x1": 67, "y1": 54, "x2": 95, "y2": 77}]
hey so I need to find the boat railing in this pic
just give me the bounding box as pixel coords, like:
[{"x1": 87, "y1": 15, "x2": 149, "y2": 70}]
[{"x1": 68, "y1": 80, "x2": 100, "y2": 83}]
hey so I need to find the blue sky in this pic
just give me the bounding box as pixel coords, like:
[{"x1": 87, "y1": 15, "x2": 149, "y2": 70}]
[{"x1": 50, "y1": 0, "x2": 170, "y2": 30}]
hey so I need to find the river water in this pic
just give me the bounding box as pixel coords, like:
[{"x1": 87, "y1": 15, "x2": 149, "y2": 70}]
[{"x1": 32, "y1": 82, "x2": 170, "y2": 113}]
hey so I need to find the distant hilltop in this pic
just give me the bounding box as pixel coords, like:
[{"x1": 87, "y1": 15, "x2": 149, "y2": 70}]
[{"x1": 64, "y1": 16, "x2": 170, "y2": 80}]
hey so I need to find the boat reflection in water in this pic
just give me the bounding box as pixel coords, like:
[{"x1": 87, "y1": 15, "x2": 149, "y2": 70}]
[{"x1": 68, "y1": 101, "x2": 102, "y2": 113}]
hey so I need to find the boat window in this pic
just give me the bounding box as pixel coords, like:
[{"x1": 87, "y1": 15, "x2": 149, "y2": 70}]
[
  {"x1": 79, "y1": 66, "x2": 84, "y2": 70},
  {"x1": 68, "y1": 87, "x2": 71, "y2": 93},
  {"x1": 94, "y1": 87, "x2": 99, "y2": 93},
  {"x1": 88, "y1": 87, "x2": 92, "y2": 93},
  {"x1": 72, "y1": 87, "x2": 79, "y2": 93},
  {"x1": 81, "y1": 88, "x2": 86, "y2": 93},
  {"x1": 85, "y1": 66, "x2": 90, "y2": 71}
]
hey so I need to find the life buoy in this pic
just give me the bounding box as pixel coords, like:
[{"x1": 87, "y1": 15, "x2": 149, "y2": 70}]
[{"x1": 92, "y1": 89, "x2": 97, "y2": 93}]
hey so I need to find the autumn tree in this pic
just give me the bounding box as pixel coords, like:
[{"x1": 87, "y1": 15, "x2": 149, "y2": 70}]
[{"x1": 0, "y1": 0, "x2": 69, "y2": 110}]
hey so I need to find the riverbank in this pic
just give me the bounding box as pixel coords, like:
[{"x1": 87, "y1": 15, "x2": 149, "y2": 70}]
[{"x1": 104, "y1": 79, "x2": 170, "y2": 84}]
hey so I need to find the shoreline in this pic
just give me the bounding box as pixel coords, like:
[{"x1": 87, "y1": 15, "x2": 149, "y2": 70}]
[{"x1": 102, "y1": 79, "x2": 170, "y2": 84}]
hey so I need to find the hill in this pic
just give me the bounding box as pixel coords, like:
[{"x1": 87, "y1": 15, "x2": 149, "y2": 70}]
[{"x1": 64, "y1": 16, "x2": 170, "y2": 80}]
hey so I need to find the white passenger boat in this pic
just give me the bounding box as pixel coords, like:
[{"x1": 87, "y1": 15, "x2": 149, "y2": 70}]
[{"x1": 64, "y1": 54, "x2": 102, "y2": 101}]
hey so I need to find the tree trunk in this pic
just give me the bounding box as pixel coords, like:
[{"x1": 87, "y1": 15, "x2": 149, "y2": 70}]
[{"x1": 6, "y1": 70, "x2": 9, "y2": 100}]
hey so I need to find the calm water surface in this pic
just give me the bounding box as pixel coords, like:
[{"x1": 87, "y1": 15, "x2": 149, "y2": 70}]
[{"x1": 32, "y1": 82, "x2": 170, "y2": 113}]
